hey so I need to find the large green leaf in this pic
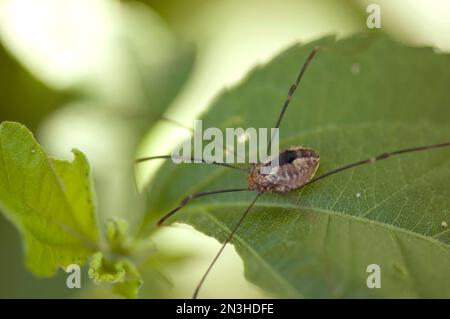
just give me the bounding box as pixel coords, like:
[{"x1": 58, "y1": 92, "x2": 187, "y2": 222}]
[
  {"x1": 142, "y1": 34, "x2": 450, "y2": 298},
  {"x1": 0, "y1": 121, "x2": 99, "y2": 276}
]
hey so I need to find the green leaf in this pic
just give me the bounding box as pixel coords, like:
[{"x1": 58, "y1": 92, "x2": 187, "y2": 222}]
[
  {"x1": 112, "y1": 261, "x2": 143, "y2": 299},
  {"x1": 143, "y1": 34, "x2": 450, "y2": 297},
  {"x1": 89, "y1": 252, "x2": 126, "y2": 284},
  {"x1": 0, "y1": 121, "x2": 99, "y2": 276},
  {"x1": 88, "y1": 252, "x2": 142, "y2": 299}
]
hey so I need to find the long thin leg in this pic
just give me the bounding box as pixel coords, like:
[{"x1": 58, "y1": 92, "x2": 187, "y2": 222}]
[
  {"x1": 148, "y1": 117, "x2": 245, "y2": 163},
  {"x1": 302, "y1": 141, "x2": 450, "y2": 189},
  {"x1": 192, "y1": 193, "x2": 261, "y2": 299},
  {"x1": 158, "y1": 188, "x2": 251, "y2": 226},
  {"x1": 267, "y1": 47, "x2": 320, "y2": 152},
  {"x1": 136, "y1": 155, "x2": 249, "y2": 172}
]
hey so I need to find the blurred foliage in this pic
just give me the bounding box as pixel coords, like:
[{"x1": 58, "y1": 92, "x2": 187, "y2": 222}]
[
  {"x1": 37, "y1": 2, "x2": 196, "y2": 228},
  {"x1": 0, "y1": 44, "x2": 68, "y2": 131},
  {"x1": 0, "y1": 0, "x2": 195, "y2": 298}
]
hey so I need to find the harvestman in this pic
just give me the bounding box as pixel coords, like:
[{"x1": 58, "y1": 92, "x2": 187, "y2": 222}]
[{"x1": 137, "y1": 47, "x2": 450, "y2": 298}]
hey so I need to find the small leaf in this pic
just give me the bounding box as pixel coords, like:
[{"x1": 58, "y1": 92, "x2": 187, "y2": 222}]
[
  {"x1": 112, "y1": 261, "x2": 143, "y2": 299},
  {"x1": 0, "y1": 44, "x2": 68, "y2": 131},
  {"x1": 88, "y1": 252, "x2": 126, "y2": 284},
  {"x1": 0, "y1": 121, "x2": 99, "y2": 276},
  {"x1": 88, "y1": 252, "x2": 142, "y2": 299}
]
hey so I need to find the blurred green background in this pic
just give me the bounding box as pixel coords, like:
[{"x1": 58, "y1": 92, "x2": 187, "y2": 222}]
[{"x1": 0, "y1": 0, "x2": 449, "y2": 298}]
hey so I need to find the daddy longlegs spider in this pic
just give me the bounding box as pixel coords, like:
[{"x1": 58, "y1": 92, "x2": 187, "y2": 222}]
[{"x1": 137, "y1": 46, "x2": 450, "y2": 299}]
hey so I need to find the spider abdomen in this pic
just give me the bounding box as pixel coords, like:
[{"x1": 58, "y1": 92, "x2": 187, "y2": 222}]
[{"x1": 247, "y1": 146, "x2": 320, "y2": 193}]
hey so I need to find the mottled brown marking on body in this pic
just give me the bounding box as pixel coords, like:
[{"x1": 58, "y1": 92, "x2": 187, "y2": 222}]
[{"x1": 247, "y1": 146, "x2": 320, "y2": 193}]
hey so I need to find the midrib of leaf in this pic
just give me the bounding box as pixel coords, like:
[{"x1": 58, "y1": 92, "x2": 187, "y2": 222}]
[
  {"x1": 184, "y1": 201, "x2": 450, "y2": 251},
  {"x1": 162, "y1": 161, "x2": 449, "y2": 243}
]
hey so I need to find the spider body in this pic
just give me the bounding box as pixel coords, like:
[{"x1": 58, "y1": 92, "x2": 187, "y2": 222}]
[{"x1": 247, "y1": 146, "x2": 320, "y2": 193}]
